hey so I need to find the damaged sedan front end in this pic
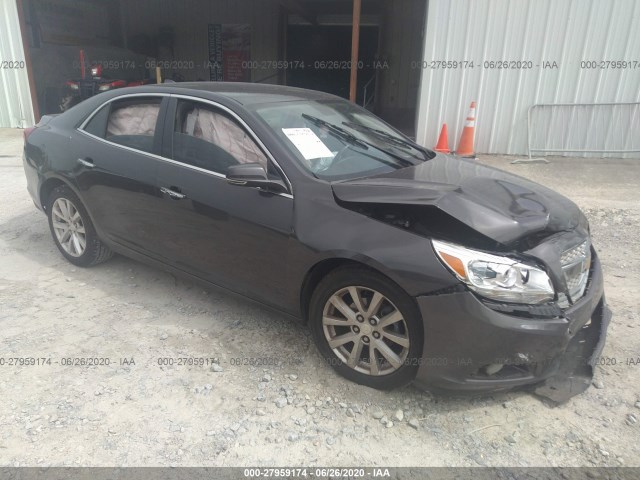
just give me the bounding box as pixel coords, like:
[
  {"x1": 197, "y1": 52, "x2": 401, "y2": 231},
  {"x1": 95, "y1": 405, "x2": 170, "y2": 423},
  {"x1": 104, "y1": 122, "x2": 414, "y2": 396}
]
[
  {"x1": 414, "y1": 241, "x2": 610, "y2": 403},
  {"x1": 331, "y1": 155, "x2": 611, "y2": 403}
]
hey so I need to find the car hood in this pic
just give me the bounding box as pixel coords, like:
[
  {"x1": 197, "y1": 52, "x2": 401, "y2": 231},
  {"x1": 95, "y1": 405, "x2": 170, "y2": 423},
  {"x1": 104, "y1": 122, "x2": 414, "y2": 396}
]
[{"x1": 331, "y1": 154, "x2": 587, "y2": 246}]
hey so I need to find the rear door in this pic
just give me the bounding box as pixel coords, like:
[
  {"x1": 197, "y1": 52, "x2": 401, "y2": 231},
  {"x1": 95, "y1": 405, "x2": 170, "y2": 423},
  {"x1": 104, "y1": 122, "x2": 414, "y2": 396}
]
[
  {"x1": 73, "y1": 94, "x2": 168, "y2": 254},
  {"x1": 152, "y1": 96, "x2": 294, "y2": 307}
]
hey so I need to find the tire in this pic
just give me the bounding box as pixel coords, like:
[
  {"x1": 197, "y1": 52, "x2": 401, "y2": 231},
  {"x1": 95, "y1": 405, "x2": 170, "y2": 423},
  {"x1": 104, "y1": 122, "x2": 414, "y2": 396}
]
[
  {"x1": 47, "y1": 185, "x2": 113, "y2": 267},
  {"x1": 309, "y1": 266, "x2": 423, "y2": 390}
]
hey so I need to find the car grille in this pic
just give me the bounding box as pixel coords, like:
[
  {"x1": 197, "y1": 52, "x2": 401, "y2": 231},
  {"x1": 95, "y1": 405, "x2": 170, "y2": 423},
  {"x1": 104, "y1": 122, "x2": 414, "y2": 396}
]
[{"x1": 560, "y1": 240, "x2": 591, "y2": 304}]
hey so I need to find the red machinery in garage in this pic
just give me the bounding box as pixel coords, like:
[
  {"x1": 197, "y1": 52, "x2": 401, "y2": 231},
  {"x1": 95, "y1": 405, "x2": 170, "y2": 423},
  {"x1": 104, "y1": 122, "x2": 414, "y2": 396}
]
[{"x1": 61, "y1": 50, "x2": 152, "y2": 111}]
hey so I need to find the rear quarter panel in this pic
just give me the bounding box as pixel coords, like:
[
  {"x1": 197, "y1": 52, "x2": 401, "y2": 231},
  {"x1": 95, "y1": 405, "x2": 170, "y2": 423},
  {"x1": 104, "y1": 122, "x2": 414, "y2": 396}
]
[{"x1": 25, "y1": 122, "x2": 78, "y2": 208}]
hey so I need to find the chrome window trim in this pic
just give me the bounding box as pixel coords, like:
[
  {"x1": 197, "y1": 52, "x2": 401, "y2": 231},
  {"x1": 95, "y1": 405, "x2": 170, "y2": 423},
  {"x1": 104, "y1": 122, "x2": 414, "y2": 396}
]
[
  {"x1": 75, "y1": 91, "x2": 294, "y2": 199},
  {"x1": 78, "y1": 128, "x2": 226, "y2": 179}
]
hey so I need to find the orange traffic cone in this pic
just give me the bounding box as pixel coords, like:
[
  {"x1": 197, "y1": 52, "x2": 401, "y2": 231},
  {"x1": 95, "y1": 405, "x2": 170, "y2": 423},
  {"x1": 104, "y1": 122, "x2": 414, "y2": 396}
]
[
  {"x1": 434, "y1": 123, "x2": 450, "y2": 153},
  {"x1": 456, "y1": 101, "x2": 476, "y2": 157}
]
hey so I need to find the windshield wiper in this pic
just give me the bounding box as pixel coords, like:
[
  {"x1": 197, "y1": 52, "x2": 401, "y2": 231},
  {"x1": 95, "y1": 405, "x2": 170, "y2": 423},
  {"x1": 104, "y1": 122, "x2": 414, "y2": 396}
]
[
  {"x1": 302, "y1": 114, "x2": 414, "y2": 167},
  {"x1": 302, "y1": 114, "x2": 369, "y2": 149},
  {"x1": 342, "y1": 122, "x2": 435, "y2": 160}
]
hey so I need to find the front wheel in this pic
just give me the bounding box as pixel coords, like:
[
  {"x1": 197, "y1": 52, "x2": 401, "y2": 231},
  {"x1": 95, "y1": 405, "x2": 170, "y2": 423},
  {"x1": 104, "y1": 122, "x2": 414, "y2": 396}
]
[
  {"x1": 309, "y1": 266, "x2": 424, "y2": 390},
  {"x1": 47, "y1": 185, "x2": 113, "y2": 267}
]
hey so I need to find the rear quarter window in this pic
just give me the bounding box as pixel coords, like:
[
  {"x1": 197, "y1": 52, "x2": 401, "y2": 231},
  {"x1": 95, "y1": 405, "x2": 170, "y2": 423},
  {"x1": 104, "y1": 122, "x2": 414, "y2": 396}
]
[{"x1": 83, "y1": 104, "x2": 110, "y2": 138}]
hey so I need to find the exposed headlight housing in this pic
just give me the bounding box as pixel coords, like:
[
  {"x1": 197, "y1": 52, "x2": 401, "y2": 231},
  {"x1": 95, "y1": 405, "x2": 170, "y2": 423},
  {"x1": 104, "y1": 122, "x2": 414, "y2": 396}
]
[{"x1": 432, "y1": 239, "x2": 555, "y2": 304}]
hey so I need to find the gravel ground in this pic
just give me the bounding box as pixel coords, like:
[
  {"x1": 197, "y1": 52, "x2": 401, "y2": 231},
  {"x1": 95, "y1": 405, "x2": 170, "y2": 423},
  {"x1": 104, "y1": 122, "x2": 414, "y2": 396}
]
[{"x1": 1, "y1": 127, "x2": 639, "y2": 467}]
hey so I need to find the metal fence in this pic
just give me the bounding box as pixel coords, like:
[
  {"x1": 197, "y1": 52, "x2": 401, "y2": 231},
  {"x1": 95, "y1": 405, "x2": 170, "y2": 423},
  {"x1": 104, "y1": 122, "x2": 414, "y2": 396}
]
[{"x1": 527, "y1": 102, "x2": 640, "y2": 159}]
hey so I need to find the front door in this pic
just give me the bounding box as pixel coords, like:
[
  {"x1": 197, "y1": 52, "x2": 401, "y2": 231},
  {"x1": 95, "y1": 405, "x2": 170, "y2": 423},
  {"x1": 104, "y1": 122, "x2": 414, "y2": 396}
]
[{"x1": 153, "y1": 97, "x2": 294, "y2": 308}]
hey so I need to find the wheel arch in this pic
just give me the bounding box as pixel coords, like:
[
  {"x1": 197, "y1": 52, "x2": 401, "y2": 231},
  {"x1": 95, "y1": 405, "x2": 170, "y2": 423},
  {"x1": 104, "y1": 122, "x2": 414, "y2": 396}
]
[
  {"x1": 39, "y1": 176, "x2": 100, "y2": 235},
  {"x1": 39, "y1": 176, "x2": 69, "y2": 212},
  {"x1": 299, "y1": 256, "x2": 415, "y2": 324}
]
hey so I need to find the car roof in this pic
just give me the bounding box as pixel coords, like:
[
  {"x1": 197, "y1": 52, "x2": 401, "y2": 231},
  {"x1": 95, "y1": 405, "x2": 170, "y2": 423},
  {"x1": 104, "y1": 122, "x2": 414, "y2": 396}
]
[{"x1": 148, "y1": 82, "x2": 342, "y2": 106}]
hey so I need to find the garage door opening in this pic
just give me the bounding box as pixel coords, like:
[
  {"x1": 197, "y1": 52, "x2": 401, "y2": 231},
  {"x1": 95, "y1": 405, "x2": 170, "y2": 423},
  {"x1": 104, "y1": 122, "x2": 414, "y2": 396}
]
[
  {"x1": 286, "y1": 25, "x2": 379, "y2": 107},
  {"x1": 283, "y1": 0, "x2": 426, "y2": 136},
  {"x1": 19, "y1": 0, "x2": 426, "y2": 136}
]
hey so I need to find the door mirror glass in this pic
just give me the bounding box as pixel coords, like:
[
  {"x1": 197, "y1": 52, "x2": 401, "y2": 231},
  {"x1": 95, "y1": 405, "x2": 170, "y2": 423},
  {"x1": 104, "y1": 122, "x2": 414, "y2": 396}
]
[{"x1": 226, "y1": 163, "x2": 288, "y2": 194}]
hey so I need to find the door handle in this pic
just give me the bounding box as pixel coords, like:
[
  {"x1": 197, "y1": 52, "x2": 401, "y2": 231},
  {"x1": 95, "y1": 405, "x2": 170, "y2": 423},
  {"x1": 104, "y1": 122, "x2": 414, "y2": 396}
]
[
  {"x1": 78, "y1": 158, "x2": 95, "y2": 168},
  {"x1": 160, "y1": 186, "x2": 187, "y2": 200}
]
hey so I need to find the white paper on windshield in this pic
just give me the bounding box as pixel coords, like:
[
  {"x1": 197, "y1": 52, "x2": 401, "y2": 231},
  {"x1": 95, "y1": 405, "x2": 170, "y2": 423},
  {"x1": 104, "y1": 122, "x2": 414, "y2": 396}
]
[{"x1": 282, "y1": 128, "x2": 334, "y2": 160}]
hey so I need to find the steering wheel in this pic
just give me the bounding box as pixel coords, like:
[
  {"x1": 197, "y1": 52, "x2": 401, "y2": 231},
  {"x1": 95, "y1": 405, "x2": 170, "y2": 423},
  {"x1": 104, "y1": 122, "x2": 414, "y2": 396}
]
[{"x1": 319, "y1": 149, "x2": 371, "y2": 176}]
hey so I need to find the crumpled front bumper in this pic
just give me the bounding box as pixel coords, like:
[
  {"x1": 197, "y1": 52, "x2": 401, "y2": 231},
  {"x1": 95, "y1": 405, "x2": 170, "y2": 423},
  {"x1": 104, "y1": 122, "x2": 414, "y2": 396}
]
[{"x1": 412, "y1": 251, "x2": 611, "y2": 403}]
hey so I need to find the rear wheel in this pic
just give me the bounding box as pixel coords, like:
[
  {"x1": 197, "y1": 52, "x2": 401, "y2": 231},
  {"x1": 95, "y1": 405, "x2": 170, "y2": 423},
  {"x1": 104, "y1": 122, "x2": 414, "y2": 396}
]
[
  {"x1": 309, "y1": 266, "x2": 423, "y2": 390},
  {"x1": 47, "y1": 185, "x2": 113, "y2": 267}
]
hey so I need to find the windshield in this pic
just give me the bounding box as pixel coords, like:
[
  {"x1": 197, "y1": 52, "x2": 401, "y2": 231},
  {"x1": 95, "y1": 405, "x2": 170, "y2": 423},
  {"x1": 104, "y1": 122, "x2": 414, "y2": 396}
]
[{"x1": 251, "y1": 100, "x2": 434, "y2": 181}]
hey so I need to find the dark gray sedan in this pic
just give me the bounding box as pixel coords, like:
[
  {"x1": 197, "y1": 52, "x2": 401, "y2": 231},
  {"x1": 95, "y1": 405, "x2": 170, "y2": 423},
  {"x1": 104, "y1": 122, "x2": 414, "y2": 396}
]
[{"x1": 23, "y1": 83, "x2": 610, "y2": 401}]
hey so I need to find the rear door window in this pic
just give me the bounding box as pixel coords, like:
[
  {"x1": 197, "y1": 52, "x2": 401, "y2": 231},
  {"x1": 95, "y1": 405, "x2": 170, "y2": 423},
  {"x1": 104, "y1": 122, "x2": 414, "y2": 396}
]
[{"x1": 82, "y1": 97, "x2": 162, "y2": 154}]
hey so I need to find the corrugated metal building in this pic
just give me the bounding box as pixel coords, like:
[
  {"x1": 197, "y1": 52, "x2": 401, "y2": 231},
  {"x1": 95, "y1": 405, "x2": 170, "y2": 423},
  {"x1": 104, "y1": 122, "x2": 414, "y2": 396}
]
[
  {"x1": 416, "y1": 0, "x2": 640, "y2": 157},
  {"x1": 0, "y1": 0, "x2": 35, "y2": 128}
]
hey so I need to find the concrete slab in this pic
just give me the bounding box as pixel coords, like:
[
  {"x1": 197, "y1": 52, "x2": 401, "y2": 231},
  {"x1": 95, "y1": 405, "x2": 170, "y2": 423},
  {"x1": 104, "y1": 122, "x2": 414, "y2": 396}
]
[{"x1": 0, "y1": 127, "x2": 24, "y2": 160}]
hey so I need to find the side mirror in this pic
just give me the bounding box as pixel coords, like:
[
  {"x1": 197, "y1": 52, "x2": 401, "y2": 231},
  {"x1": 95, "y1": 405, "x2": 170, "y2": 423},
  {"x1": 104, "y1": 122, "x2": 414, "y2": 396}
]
[{"x1": 226, "y1": 163, "x2": 288, "y2": 194}]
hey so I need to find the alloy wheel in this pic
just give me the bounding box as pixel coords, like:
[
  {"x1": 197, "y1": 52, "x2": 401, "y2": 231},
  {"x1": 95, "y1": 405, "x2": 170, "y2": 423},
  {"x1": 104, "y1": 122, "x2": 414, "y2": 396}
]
[
  {"x1": 51, "y1": 198, "x2": 86, "y2": 257},
  {"x1": 322, "y1": 286, "x2": 410, "y2": 376}
]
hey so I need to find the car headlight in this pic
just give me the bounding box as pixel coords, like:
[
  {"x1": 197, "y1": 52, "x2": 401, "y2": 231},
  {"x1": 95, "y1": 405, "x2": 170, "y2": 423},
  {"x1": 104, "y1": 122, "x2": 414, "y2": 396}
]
[{"x1": 432, "y1": 239, "x2": 554, "y2": 304}]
